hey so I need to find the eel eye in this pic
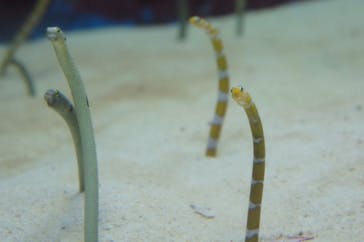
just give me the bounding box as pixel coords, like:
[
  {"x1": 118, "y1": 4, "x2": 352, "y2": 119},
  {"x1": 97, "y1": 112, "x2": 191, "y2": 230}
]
[{"x1": 240, "y1": 86, "x2": 244, "y2": 92}]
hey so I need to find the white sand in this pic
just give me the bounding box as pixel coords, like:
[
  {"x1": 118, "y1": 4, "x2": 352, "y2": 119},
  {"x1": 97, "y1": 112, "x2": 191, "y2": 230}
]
[{"x1": 1, "y1": 0, "x2": 364, "y2": 241}]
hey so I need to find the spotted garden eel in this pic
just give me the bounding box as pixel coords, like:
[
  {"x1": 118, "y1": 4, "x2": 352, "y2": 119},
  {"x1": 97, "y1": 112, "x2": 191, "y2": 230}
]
[
  {"x1": 231, "y1": 86, "x2": 265, "y2": 242},
  {"x1": 0, "y1": 0, "x2": 51, "y2": 75},
  {"x1": 189, "y1": 16, "x2": 230, "y2": 157},
  {"x1": 44, "y1": 89, "x2": 84, "y2": 192},
  {"x1": 47, "y1": 27, "x2": 98, "y2": 242}
]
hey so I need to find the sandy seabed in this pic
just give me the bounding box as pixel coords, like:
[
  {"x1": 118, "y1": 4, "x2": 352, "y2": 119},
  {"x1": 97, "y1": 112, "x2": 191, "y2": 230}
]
[{"x1": 0, "y1": 0, "x2": 364, "y2": 241}]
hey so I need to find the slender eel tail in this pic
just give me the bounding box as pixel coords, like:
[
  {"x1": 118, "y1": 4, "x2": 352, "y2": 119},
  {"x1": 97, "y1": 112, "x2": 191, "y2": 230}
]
[
  {"x1": 9, "y1": 58, "x2": 36, "y2": 96},
  {"x1": 235, "y1": 0, "x2": 246, "y2": 36},
  {"x1": 231, "y1": 86, "x2": 265, "y2": 242},
  {"x1": 189, "y1": 16, "x2": 230, "y2": 157},
  {"x1": 177, "y1": 0, "x2": 189, "y2": 40}
]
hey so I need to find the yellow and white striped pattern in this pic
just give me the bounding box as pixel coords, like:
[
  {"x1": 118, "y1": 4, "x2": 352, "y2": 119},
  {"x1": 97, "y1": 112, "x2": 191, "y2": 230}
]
[
  {"x1": 189, "y1": 16, "x2": 230, "y2": 157},
  {"x1": 231, "y1": 86, "x2": 265, "y2": 242}
]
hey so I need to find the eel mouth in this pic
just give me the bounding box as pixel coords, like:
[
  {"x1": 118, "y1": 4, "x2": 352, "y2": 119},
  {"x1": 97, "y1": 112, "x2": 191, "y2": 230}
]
[
  {"x1": 44, "y1": 89, "x2": 59, "y2": 106},
  {"x1": 46, "y1": 27, "x2": 66, "y2": 41},
  {"x1": 230, "y1": 86, "x2": 242, "y2": 100}
]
